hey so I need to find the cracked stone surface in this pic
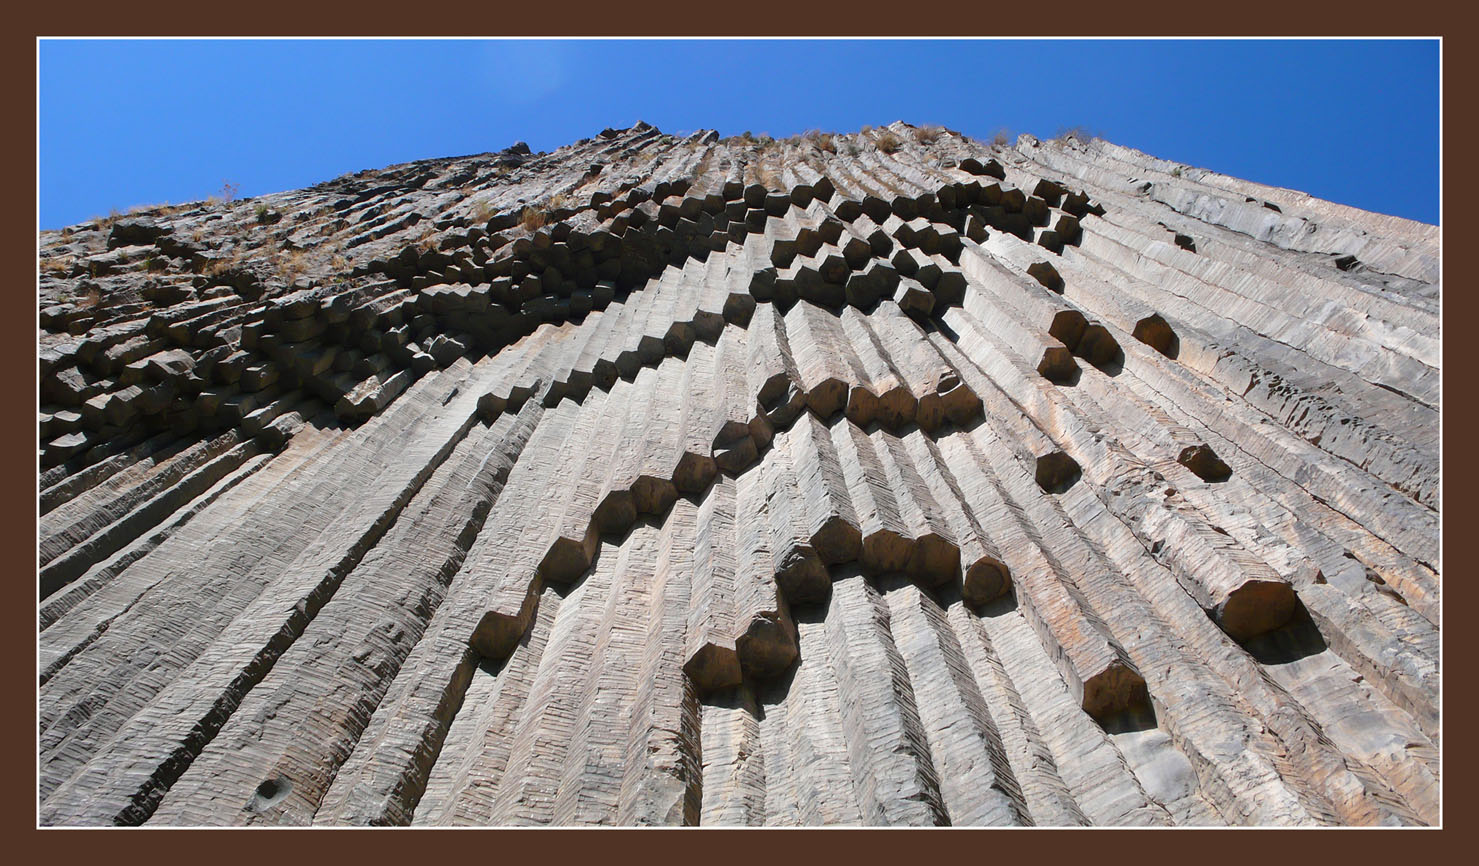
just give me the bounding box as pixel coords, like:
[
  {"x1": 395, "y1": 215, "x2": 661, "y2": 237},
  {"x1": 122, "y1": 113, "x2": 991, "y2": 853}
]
[{"x1": 37, "y1": 122, "x2": 1438, "y2": 826}]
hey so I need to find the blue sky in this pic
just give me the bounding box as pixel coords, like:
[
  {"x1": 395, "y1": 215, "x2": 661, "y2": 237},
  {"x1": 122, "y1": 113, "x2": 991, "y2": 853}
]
[{"x1": 38, "y1": 39, "x2": 1440, "y2": 229}]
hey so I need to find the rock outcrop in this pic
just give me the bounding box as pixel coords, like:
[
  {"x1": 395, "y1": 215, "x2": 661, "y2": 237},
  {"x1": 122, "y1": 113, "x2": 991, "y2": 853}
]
[{"x1": 36, "y1": 122, "x2": 1440, "y2": 827}]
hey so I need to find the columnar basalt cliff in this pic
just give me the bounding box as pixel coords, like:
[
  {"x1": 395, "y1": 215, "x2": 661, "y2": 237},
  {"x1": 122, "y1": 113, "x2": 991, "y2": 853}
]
[{"x1": 37, "y1": 121, "x2": 1439, "y2": 827}]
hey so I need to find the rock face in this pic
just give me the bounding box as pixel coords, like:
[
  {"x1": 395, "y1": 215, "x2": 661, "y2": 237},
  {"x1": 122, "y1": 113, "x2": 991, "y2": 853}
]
[{"x1": 36, "y1": 122, "x2": 1440, "y2": 827}]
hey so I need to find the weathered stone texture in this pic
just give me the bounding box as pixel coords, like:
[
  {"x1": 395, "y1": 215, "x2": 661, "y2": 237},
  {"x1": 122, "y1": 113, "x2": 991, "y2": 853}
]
[{"x1": 37, "y1": 122, "x2": 1438, "y2": 826}]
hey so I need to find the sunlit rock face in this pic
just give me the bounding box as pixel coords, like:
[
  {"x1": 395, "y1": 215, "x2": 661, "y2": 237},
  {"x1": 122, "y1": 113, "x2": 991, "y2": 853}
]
[{"x1": 37, "y1": 122, "x2": 1439, "y2": 827}]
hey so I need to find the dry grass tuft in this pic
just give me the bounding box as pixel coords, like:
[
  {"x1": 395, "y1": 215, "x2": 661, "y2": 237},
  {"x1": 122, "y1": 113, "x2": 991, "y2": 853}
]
[
  {"x1": 913, "y1": 125, "x2": 943, "y2": 145},
  {"x1": 205, "y1": 249, "x2": 244, "y2": 278},
  {"x1": 1054, "y1": 126, "x2": 1096, "y2": 144},
  {"x1": 40, "y1": 255, "x2": 74, "y2": 276},
  {"x1": 520, "y1": 206, "x2": 548, "y2": 232},
  {"x1": 802, "y1": 129, "x2": 838, "y2": 154},
  {"x1": 126, "y1": 201, "x2": 186, "y2": 217},
  {"x1": 274, "y1": 249, "x2": 308, "y2": 281},
  {"x1": 94, "y1": 208, "x2": 123, "y2": 232},
  {"x1": 412, "y1": 221, "x2": 441, "y2": 252},
  {"x1": 874, "y1": 130, "x2": 902, "y2": 154},
  {"x1": 206, "y1": 181, "x2": 241, "y2": 209}
]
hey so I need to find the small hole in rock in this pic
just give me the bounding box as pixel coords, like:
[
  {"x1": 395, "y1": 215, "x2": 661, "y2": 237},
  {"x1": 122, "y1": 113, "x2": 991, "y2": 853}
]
[
  {"x1": 246, "y1": 776, "x2": 293, "y2": 813},
  {"x1": 1035, "y1": 451, "x2": 1081, "y2": 494}
]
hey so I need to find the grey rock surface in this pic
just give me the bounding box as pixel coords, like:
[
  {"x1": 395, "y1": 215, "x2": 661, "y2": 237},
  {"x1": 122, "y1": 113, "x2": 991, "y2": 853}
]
[{"x1": 37, "y1": 122, "x2": 1439, "y2": 826}]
